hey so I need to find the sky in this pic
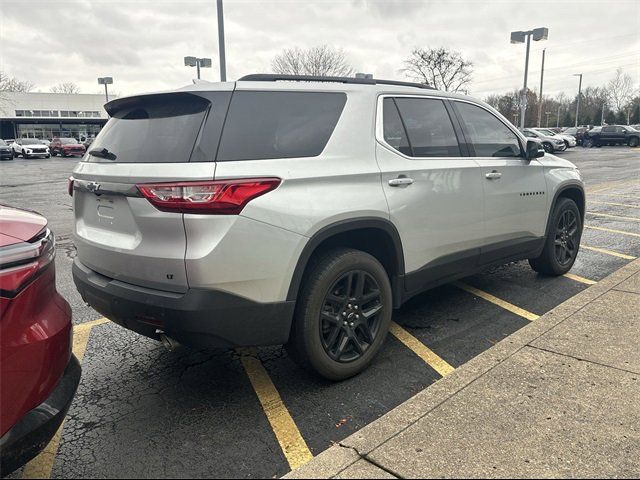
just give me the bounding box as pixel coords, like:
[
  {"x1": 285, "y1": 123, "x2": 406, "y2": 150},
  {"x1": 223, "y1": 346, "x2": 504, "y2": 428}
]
[{"x1": 1, "y1": 0, "x2": 639, "y2": 100}]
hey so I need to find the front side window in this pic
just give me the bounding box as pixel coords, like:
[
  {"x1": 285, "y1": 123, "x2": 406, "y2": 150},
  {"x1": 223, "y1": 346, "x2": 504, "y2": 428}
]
[
  {"x1": 217, "y1": 91, "x2": 347, "y2": 161},
  {"x1": 382, "y1": 98, "x2": 411, "y2": 156},
  {"x1": 602, "y1": 126, "x2": 614, "y2": 133},
  {"x1": 393, "y1": 98, "x2": 460, "y2": 157},
  {"x1": 455, "y1": 102, "x2": 522, "y2": 157}
]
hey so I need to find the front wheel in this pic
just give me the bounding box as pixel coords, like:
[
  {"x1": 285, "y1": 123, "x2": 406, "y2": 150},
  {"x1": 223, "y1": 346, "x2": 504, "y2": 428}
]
[
  {"x1": 542, "y1": 142, "x2": 554, "y2": 153},
  {"x1": 629, "y1": 137, "x2": 639, "y2": 147},
  {"x1": 529, "y1": 197, "x2": 583, "y2": 275},
  {"x1": 286, "y1": 248, "x2": 393, "y2": 381}
]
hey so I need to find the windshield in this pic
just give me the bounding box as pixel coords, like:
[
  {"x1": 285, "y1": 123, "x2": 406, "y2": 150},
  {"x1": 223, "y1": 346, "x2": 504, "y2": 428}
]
[
  {"x1": 21, "y1": 138, "x2": 42, "y2": 145},
  {"x1": 537, "y1": 129, "x2": 556, "y2": 136},
  {"x1": 60, "y1": 138, "x2": 78, "y2": 144},
  {"x1": 624, "y1": 126, "x2": 639, "y2": 132}
]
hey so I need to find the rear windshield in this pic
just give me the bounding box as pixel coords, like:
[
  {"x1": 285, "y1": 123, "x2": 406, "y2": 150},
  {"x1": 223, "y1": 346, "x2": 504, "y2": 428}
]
[
  {"x1": 85, "y1": 93, "x2": 209, "y2": 163},
  {"x1": 60, "y1": 138, "x2": 78, "y2": 144},
  {"x1": 216, "y1": 91, "x2": 347, "y2": 161}
]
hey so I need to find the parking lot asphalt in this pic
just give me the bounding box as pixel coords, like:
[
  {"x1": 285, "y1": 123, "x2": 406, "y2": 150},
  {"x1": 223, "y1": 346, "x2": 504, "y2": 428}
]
[{"x1": 1, "y1": 146, "x2": 639, "y2": 479}]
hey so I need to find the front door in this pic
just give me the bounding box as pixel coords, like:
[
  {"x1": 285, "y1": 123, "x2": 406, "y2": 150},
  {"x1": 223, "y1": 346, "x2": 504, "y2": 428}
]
[{"x1": 451, "y1": 101, "x2": 548, "y2": 264}]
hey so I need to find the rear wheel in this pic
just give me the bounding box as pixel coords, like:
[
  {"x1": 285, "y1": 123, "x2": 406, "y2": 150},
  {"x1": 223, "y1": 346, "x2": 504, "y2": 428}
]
[
  {"x1": 286, "y1": 248, "x2": 393, "y2": 381},
  {"x1": 529, "y1": 197, "x2": 582, "y2": 275},
  {"x1": 629, "y1": 137, "x2": 639, "y2": 147}
]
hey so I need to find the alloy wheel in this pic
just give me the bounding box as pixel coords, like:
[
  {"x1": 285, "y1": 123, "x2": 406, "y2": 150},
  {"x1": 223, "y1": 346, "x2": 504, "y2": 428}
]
[
  {"x1": 319, "y1": 270, "x2": 384, "y2": 363},
  {"x1": 554, "y1": 209, "x2": 578, "y2": 266}
]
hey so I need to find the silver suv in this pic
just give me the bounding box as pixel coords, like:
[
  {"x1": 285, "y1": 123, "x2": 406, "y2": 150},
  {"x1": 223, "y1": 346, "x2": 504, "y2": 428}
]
[{"x1": 71, "y1": 74, "x2": 585, "y2": 380}]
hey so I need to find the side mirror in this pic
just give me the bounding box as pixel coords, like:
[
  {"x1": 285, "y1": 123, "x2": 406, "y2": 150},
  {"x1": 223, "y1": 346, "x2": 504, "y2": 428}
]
[{"x1": 526, "y1": 139, "x2": 544, "y2": 160}]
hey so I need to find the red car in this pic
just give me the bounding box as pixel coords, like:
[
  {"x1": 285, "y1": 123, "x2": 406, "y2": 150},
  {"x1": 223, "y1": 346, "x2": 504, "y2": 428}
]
[
  {"x1": 0, "y1": 206, "x2": 79, "y2": 475},
  {"x1": 49, "y1": 137, "x2": 86, "y2": 157}
]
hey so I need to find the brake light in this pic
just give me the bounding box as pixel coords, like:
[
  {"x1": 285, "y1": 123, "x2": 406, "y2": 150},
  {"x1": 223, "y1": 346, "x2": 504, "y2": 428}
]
[
  {"x1": 68, "y1": 176, "x2": 74, "y2": 197},
  {"x1": 136, "y1": 178, "x2": 281, "y2": 214},
  {"x1": 0, "y1": 228, "x2": 55, "y2": 297}
]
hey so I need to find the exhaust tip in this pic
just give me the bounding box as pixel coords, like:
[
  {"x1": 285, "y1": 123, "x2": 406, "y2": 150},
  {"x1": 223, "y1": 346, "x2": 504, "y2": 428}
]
[{"x1": 157, "y1": 331, "x2": 181, "y2": 352}]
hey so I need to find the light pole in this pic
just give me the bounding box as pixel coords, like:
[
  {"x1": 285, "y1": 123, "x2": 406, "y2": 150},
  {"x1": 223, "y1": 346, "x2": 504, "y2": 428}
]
[
  {"x1": 573, "y1": 73, "x2": 583, "y2": 127},
  {"x1": 97, "y1": 77, "x2": 113, "y2": 103},
  {"x1": 184, "y1": 57, "x2": 212, "y2": 79},
  {"x1": 511, "y1": 27, "x2": 548, "y2": 129},
  {"x1": 601, "y1": 102, "x2": 606, "y2": 126},
  {"x1": 537, "y1": 48, "x2": 546, "y2": 127},
  {"x1": 217, "y1": 0, "x2": 227, "y2": 81},
  {"x1": 557, "y1": 104, "x2": 562, "y2": 128}
]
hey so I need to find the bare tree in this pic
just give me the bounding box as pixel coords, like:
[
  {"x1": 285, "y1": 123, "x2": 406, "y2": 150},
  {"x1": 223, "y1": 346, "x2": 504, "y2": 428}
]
[
  {"x1": 0, "y1": 71, "x2": 35, "y2": 93},
  {"x1": 272, "y1": 45, "x2": 354, "y2": 77},
  {"x1": 607, "y1": 68, "x2": 634, "y2": 112},
  {"x1": 50, "y1": 82, "x2": 81, "y2": 94},
  {"x1": 403, "y1": 47, "x2": 473, "y2": 93}
]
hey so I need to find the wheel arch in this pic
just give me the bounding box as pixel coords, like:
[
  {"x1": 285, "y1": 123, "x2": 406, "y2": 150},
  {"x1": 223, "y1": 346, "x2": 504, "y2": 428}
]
[
  {"x1": 286, "y1": 218, "x2": 405, "y2": 305},
  {"x1": 544, "y1": 182, "x2": 585, "y2": 238}
]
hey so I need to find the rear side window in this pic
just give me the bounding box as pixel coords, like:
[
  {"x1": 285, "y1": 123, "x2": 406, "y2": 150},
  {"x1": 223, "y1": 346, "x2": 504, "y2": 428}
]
[
  {"x1": 455, "y1": 102, "x2": 522, "y2": 157},
  {"x1": 393, "y1": 98, "x2": 461, "y2": 157},
  {"x1": 86, "y1": 93, "x2": 210, "y2": 163},
  {"x1": 382, "y1": 98, "x2": 411, "y2": 156},
  {"x1": 216, "y1": 91, "x2": 346, "y2": 161}
]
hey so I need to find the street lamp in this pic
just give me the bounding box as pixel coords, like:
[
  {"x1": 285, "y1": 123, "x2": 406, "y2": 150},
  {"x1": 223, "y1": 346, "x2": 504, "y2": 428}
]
[
  {"x1": 511, "y1": 27, "x2": 549, "y2": 128},
  {"x1": 97, "y1": 77, "x2": 113, "y2": 103},
  {"x1": 557, "y1": 105, "x2": 562, "y2": 128},
  {"x1": 217, "y1": 0, "x2": 227, "y2": 82},
  {"x1": 184, "y1": 56, "x2": 212, "y2": 80},
  {"x1": 573, "y1": 73, "x2": 583, "y2": 127}
]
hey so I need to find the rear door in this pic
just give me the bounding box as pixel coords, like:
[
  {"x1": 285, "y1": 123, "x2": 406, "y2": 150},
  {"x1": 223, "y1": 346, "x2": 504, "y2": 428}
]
[
  {"x1": 451, "y1": 100, "x2": 548, "y2": 264},
  {"x1": 375, "y1": 95, "x2": 485, "y2": 294},
  {"x1": 72, "y1": 87, "x2": 232, "y2": 293}
]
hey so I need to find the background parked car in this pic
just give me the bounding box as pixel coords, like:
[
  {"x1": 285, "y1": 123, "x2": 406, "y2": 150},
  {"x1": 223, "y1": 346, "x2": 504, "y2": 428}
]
[
  {"x1": 0, "y1": 206, "x2": 80, "y2": 475},
  {"x1": 10, "y1": 138, "x2": 50, "y2": 158},
  {"x1": 50, "y1": 137, "x2": 87, "y2": 157},
  {"x1": 0, "y1": 139, "x2": 13, "y2": 160},
  {"x1": 82, "y1": 137, "x2": 94, "y2": 151},
  {"x1": 531, "y1": 128, "x2": 576, "y2": 149},
  {"x1": 561, "y1": 126, "x2": 590, "y2": 146},
  {"x1": 583, "y1": 125, "x2": 640, "y2": 147},
  {"x1": 522, "y1": 128, "x2": 566, "y2": 153}
]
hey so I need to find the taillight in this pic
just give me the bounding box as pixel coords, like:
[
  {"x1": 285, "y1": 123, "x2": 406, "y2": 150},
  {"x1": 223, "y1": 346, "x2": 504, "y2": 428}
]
[
  {"x1": 0, "y1": 228, "x2": 55, "y2": 297},
  {"x1": 136, "y1": 178, "x2": 281, "y2": 214},
  {"x1": 68, "y1": 176, "x2": 74, "y2": 196}
]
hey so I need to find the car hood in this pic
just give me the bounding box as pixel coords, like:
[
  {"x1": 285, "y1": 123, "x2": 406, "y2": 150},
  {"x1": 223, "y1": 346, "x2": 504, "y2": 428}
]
[
  {"x1": 537, "y1": 154, "x2": 577, "y2": 170},
  {"x1": 0, "y1": 205, "x2": 47, "y2": 242}
]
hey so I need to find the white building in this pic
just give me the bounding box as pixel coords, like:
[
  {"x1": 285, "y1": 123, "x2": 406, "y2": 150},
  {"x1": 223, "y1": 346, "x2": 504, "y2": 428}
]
[{"x1": 0, "y1": 92, "x2": 112, "y2": 141}]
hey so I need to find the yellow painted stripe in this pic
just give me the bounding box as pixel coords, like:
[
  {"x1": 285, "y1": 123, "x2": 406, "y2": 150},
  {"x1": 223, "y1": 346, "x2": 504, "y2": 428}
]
[
  {"x1": 585, "y1": 225, "x2": 640, "y2": 238},
  {"x1": 586, "y1": 211, "x2": 640, "y2": 222},
  {"x1": 239, "y1": 349, "x2": 312, "y2": 470},
  {"x1": 453, "y1": 281, "x2": 539, "y2": 321},
  {"x1": 563, "y1": 273, "x2": 597, "y2": 285},
  {"x1": 21, "y1": 319, "x2": 107, "y2": 479},
  {"x1": 581, "y1": 244, "x2": 636, "y2": 260},
  {"x1": 589, "y1": 200, "x2": 640, "y2": 209},
  {"x1": 389, "y1": 322, "x2": 455, "y2": 377}
]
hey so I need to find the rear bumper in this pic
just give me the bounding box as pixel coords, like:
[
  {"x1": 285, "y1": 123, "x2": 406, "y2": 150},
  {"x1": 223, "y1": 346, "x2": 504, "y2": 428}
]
[
  {"x1": 0, "y1": 355, "x2": 81, "y2": 476},
  {"x1": 72, "y1": 258, "x2": 295, "y2": 348}
]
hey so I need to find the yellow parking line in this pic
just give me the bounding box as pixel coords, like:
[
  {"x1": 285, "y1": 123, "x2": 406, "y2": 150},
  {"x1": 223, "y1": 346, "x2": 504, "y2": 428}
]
[
  {"x1": 563, "y1": 273, "x2": 597, "y2": 285},
  {"x1": 21, "y1": 319, "x2": 107, "y2": 479},
  {"x1": 239, "y1": 349, "x2": 312, "y2": 470},
  {"x1": 453, "y1": 281, "x2": 539, "y2": 321},
  {"x1": 586, "y1": 211, "x2": 640, "y2": 222},
  {"x1": 589, "y1": 200, "x2": 640, "y2": 209},
  {"x1": 581, "y1": 245, "x2": 636, "y2": 260},
  {"x1": 585, "y1": 225, "x2": 640, "y2": 238},
  {"x1": 389, "y1": 322, "x2": 455, "y2": 377}
]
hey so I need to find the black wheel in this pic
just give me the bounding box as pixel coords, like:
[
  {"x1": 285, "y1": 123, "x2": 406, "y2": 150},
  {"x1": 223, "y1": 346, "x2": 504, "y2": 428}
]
[
  {"x1": 12, "y1": 150, "x2": 17, "y2": 158},
  {"x1": 584, "y1": 139, "x2": 594, "y2": 148},
  {"x1": 542, "y1": 142, "x2": 553, "y2": 153},
  {"x1": 564, "y1": 140, "x2": 570, "y2": 149},
  {"x1": 286, "y1": 248, "x2": 393, "y2": 381},
  {"x1": 22, "y1": 150, "x2": 28, "y2": 159},
  {"x1": 45, "y1": 154, "x2": 51, "y2": 158},
  {"x1": 529, "y1": 198, "x2": 582, "y2": 275},
  {"x1": 629, "y1": 137, "x2": 639, "y2": 147}
]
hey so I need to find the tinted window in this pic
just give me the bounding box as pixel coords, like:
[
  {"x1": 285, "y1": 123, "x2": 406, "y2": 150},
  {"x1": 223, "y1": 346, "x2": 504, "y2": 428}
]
[
  {"x1": 455, "y1": 102, "x2": 521, "y2": 157},
  {"x1": 382, "y1": 98, "x2": 411, "y2": 156},
  {"x1": 217, "y1": 91, "x2": 346, "y2": 161},
  {"x1": 394, "y1": 98, "x2": 460, "y2": 157},
  {"x1": 86, "y1": 93, "x2": 210, "y2": 163},
  {"x1": 602, "y1": 126, "x2": 615, "y2": 133}
]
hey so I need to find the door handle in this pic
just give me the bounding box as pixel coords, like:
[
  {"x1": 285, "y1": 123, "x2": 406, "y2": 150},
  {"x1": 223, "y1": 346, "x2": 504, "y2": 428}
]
[
  {"x1": 388, "y1": 177, "x2": 414, "y2": 187},
  {"x1": 485, "y1": 171, "x2": 502, "y2": 180}
]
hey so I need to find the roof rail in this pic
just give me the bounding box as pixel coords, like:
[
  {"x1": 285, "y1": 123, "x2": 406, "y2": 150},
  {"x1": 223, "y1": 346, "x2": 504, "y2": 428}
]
[{"x1": 238, "y1": 74, "x2": 435, "y2": 90}]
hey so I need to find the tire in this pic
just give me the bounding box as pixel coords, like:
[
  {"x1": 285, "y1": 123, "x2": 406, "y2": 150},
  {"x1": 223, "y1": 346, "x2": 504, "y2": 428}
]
[
  {"x1": 22, "y1": 150, "x2": 28, "y2": 159},
  {"x1": 286, "y1": 248, "x2": 393, "y2": 381},
  {"x1": 629, "y1": 137, "x2": 639, "y2": 147},
  {"x1": 529, "y1": 197, "x2": 583, "y2": 276},
  {"x1": 45, "y1": 154, "x2": 51, "y2": 158},
  {"x1": 564, "y1": 140, "x2": 570, "y2": 149},
  {"x1": 542, "y1": 142, "x2": 553, "y2": 153},
  {"x1": 584, "y1": 139, "x2": 594, "y2": 148},
  {"x1": 12, "y1": 150, "x2": 17, "y2": 158}
]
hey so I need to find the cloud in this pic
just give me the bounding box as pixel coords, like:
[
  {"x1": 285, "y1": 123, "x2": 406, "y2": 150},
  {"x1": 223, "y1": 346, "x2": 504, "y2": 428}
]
[{"x1": 0, "y1": 0, "x2": 638, "y2": 99}]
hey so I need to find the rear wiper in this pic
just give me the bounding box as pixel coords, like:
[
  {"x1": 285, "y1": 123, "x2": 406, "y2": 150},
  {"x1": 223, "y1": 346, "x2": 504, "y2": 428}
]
[{"x1": 88, "y1": 148, "x2": 117, "y2": 161}]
